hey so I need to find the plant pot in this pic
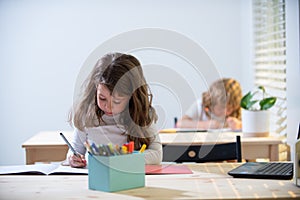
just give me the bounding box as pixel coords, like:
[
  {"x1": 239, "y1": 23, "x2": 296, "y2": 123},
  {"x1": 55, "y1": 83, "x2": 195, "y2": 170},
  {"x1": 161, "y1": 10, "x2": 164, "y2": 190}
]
[{"x1": 242, "y1": 109, "x2": 270, "y2": 137}]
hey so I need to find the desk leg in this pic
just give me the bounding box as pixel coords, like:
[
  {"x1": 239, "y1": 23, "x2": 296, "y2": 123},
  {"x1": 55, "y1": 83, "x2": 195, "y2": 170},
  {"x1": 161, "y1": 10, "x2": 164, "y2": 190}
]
[
  {"x1": 269, "y1": 144, "x2": 279, "y2": 161},
  {"x1": 25, "y1": 149, "x2": 36, "y2": 165}
]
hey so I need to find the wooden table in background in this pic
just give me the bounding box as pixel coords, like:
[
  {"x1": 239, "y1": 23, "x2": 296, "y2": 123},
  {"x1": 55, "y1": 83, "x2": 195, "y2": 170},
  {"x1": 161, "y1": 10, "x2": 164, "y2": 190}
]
[
  {"x1": 22, "y1": 131, "x2": 284, "y2": 164},
  {"x1": 159, "y1": 132, "x2": 284, "y2": 162},
  {"x1": 22, "y1": 131, "x2": 73, "y2": 164}
]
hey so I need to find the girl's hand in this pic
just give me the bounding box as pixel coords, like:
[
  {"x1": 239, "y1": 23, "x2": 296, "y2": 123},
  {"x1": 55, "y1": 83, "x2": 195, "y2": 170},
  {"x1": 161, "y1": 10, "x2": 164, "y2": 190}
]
[
  {"x1": 68, "y1": 154, "x2": 87, "y2": 168},
  {"x1": 226, "y1": 117, "x2": 242, "y2": 131}
]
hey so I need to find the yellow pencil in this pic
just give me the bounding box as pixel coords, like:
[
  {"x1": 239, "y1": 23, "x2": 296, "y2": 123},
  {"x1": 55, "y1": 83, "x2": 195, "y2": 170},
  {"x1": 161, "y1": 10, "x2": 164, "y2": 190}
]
[
  {"x1": 158, "y1": 128, "x2": 177, "y2": 133},
  {"x1": 139, "y1": 144, "x2": 147, "y2": 153},
  {"x1": 121, "y1": 146, "x2": 128, "y2": 154}
]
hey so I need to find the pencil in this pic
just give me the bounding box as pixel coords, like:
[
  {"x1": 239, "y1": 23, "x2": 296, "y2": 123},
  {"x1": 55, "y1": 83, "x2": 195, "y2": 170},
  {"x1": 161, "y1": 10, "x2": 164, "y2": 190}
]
[
  {"x1": 139, "y1": 144, "x2": 147, "y2": 153},
  {"x1": 159, "y1": 128, "x2": 207, "y2": 133},
  {"x1": 59, "y1": 132, "x2": 80, "y2": 157}
]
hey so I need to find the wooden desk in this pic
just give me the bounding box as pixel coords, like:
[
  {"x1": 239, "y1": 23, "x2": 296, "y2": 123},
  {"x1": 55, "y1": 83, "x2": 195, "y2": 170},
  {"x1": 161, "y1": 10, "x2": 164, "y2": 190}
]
[
  {"x1": 159, "y1": 132, "x2": 284, "y2": 162},
  {"x1": 22, "y1": 131, "x2": 73, "y2": 164},
  {"x1": 0, "y1": 163, "x2": 299, "y2": 199},
  {"x1": 22, "y1": 131, "x2": 284, "y2": 164}
]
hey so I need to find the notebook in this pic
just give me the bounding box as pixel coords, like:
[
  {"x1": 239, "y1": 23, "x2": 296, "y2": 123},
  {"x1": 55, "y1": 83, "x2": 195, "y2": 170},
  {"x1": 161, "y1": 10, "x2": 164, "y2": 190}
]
[
  {"x1": 0, "y1": 163, "x2": 88, "y2": 175},
  {"x1": 228, "y1": 162, "x2": 293, "y2": 180}
]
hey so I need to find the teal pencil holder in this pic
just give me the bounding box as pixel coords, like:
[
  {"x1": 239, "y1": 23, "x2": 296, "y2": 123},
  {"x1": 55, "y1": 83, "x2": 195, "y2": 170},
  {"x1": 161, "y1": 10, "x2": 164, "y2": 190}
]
[{"x1": 88, "y1": 153, "x2": 145, "y2": 192}]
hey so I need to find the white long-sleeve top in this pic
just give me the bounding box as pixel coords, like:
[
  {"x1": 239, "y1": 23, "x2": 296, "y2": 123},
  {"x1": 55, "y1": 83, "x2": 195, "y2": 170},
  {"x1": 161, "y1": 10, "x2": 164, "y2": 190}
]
[
  {"x1": 185, "y1": 99, "x2": 208, "y2": 121},
  {"x1": 67, "y1": 114, "x2": 162, "y2": 165}
]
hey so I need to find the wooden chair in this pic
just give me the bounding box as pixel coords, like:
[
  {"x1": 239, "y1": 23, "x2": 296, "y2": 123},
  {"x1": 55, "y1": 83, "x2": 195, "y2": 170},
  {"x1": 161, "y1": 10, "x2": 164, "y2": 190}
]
[{"x1": 162, "y1": 135, "x2": 242, "y2": 163}]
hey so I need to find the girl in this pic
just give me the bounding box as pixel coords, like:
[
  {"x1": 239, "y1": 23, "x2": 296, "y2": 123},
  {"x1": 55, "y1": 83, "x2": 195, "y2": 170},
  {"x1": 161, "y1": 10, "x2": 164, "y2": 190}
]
[
  {"x1": 176, "y1": 78, "x2": 242, "y2": 131},
  {"x1": 67, "y1": 52, "x2": 162, "y2": 168}
]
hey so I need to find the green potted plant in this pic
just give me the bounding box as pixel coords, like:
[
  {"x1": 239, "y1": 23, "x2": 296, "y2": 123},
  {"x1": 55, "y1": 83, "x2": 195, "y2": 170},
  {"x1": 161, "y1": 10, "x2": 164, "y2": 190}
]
[{"x1": 241, "y1": 86, "x2": 277, "y2": 137}]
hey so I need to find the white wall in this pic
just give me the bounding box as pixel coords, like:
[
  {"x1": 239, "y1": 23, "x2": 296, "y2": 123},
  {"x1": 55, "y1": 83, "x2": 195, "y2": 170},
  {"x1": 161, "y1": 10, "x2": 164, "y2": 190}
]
[
  {"x1": 0, "y1": 0, "x2": 250, "y2": 165},
  {"x1": 286, "y1": 0, "x2": 300, "y2": 159}
]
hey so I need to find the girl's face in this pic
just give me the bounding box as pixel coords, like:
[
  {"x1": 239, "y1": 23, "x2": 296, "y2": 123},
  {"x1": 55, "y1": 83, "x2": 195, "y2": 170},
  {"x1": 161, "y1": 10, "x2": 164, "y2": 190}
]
[
  {"x1": 212, "y1": 104, "x2": 233, "y2": 118},
  {"x1": 96, "y1": 84, "x2": 130, "y2": 116}
]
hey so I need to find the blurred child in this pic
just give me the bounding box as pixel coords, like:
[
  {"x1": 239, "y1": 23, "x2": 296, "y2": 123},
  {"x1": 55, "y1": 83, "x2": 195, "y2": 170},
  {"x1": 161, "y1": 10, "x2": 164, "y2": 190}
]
[{"x1": 176, "y1": 78, "x2": 242, "y2": 131}]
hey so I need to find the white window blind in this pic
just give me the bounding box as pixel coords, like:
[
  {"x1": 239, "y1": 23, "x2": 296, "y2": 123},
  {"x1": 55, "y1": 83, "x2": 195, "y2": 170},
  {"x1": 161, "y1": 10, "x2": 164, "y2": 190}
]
[{"x1": 253, "y1": 0, "x2": 287, "y2": 137}]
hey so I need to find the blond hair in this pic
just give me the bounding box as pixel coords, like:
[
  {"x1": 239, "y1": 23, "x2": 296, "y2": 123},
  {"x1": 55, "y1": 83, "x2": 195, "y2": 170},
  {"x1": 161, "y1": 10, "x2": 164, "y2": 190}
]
[
  {"x1": 69, "y1": 52, "x2": 157, "y2": 149},
  {"x1": 202, "y1": 78, "x2": 242, "y2": 120}
]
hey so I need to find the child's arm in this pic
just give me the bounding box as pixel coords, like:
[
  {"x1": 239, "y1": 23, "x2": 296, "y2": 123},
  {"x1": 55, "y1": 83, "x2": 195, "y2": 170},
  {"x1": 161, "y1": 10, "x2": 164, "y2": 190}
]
[
  {"x1": 176, "y1": 115, "x2": 199, "y2": 128},
  {"x1": 66, "y1": 129, "x2": 87, "y2": 168},
  {"x1": 144, "y1": 133, "x2": 162, "y2": 165},
  {"x1": 176, "y1": 115, "x2": 222, "y2": 129},
  {"x1": 226, "y1": 117, "x2": 242, "y2": 131},
  {"x1": 143, "y1": 122, "x2": 162, "y2": 164}
]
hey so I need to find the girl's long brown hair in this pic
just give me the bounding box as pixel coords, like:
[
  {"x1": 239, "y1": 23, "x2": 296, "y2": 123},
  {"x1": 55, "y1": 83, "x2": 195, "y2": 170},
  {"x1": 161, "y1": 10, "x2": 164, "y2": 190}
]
[{"x1": 69, "y1": 52, "x2": 157, "y2": 149}]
